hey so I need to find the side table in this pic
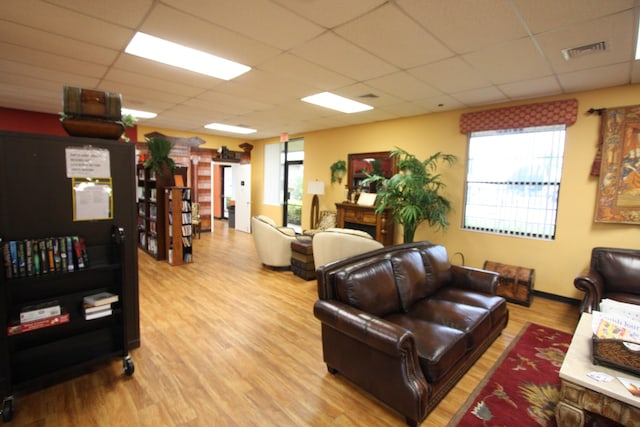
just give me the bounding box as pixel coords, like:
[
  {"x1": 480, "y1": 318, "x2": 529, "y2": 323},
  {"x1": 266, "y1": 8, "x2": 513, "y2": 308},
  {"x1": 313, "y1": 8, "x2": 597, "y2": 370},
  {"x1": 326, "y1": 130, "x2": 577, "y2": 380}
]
[
  {"x1": 291, "y1": 239, "x2": 315, "y2": 280},
  {"x1": 556, "y1": 313, "x2": 640, "y2": 426}
]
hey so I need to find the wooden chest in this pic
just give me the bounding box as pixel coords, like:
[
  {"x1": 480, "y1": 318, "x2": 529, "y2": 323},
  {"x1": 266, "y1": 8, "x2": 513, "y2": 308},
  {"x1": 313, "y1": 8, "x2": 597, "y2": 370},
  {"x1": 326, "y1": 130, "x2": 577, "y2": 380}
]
[
  {"x1": 482, "y1": 260, "x2": 535, "y2": 306},
  {"x1": 63, "y1": 86, "x2": 122, "y2": 121},
  {"x1": 291, "y1": 240, "x2": 315, "y2": 280}
]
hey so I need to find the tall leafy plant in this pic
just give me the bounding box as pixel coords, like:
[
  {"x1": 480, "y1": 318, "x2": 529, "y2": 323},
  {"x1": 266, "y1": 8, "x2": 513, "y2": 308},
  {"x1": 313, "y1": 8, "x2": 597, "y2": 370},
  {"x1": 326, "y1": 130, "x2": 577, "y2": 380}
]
[
  {"x1": 143, "y1": 135, "x2": 176, "y2": 177},
  {"x1": 363, "y1": 148, "x2": 456, "y2": 243}
]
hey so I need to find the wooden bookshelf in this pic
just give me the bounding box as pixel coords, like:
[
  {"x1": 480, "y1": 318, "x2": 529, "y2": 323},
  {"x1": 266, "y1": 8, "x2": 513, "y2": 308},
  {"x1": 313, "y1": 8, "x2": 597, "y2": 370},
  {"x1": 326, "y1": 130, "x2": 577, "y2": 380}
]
[
  {"x1": 136, "y1": 165, "x2": 166, "y2": 260},
  {"x1": 165, "y1": 187, "x2": 193, "y2": 265}
]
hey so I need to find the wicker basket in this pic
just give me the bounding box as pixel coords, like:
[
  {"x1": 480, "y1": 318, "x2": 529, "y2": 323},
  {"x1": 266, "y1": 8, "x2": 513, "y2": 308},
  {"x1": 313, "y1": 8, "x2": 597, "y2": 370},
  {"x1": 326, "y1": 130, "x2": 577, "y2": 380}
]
[{"x1": 592, "y1": 337, "x2": 640, "y2": 376}]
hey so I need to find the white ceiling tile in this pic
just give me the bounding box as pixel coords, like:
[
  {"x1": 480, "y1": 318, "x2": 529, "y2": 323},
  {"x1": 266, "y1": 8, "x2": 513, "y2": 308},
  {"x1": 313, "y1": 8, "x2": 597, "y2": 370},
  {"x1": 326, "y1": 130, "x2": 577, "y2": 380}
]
[
  {"x1": 452, "y1": 86, "x2": 509, "y2": 107},
  {"x1": 0, "y1": 22, "x2": 119, "y2": 66},
  {"x1": 163, "y1": 0, "x2": 324, "y2": 51},
  {"x1": 397, "y1": 0, "x2": 527, "y2": 53},
  {"x1": 139, "y1": 4, "x2": 282, "y2": 67},
  {"x1": 0, "y1": 42, "x2": 108, "y2": 78},
  {"x1": 45, "y1": 0, "x2": 153, "y2": 28},
  {"x1": 258, "y1": 53, "x2": 355, "y2": 91},
  {"x1": 0, "y1": 0, "x2": 636, "y2": 140},
  {"x1": 272, "y1": 0, "x2": 387, "y2": 28},
  {"x1": 364, "y1": 72, "x2": 441, "y2": 101},
  {"x1": 513, "y1": 0, "x2": 634, "y2": 34},
  {"x1": 409, "y1": 57, "x2": 492, "y2": 93},
  {"x1": 0, "y1": 0, "x2": 133, "y2": 48},
  {"x1": 536, "y1": 11, "x2": 635, "y2": 74},
  {"x1": 463, "y1": 38, "x2": 552, "y2": 84},
  {"x1": 335, "y1": 3, "x2": 453, "y2": 69},
  {"x1": 557, "y1": 63, "x2": 631, "y2": 92},
  {"x1": 291, "y1": 31, "x2": 398, "y2": 81},
  {"x1": 498, "y1": 76, "x2": 563, "y2": 100}
]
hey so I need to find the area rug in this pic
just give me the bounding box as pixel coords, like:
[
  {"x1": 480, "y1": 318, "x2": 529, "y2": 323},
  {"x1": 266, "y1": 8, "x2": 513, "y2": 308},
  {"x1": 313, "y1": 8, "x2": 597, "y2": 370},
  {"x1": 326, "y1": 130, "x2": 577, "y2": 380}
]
[{"x1": 447, "y1": 323, "x2": 572, "y2": 427}]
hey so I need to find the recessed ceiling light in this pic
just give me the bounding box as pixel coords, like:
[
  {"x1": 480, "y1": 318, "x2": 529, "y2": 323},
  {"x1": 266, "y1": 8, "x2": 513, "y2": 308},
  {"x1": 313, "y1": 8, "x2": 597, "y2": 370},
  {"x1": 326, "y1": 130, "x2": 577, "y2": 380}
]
[
  {"x1": 125, "y1": 32, "x2": 251, "y2": 80},
  {"x1": 121, "y1": 108, "x2": 157, "y2": 119},
  {"x1": 204, "y1": 123, "x2": 256, "y2": 134},
  {"x1": 301, "y1": 92, "x2": 374, "y2": 113}
]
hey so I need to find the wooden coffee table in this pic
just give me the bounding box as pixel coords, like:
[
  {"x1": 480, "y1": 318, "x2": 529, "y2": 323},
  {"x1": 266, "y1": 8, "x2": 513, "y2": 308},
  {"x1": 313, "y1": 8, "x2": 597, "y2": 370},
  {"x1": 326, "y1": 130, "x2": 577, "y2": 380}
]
[{"x1": 556, "y1": 312, "x2": 640, "y2": 426}]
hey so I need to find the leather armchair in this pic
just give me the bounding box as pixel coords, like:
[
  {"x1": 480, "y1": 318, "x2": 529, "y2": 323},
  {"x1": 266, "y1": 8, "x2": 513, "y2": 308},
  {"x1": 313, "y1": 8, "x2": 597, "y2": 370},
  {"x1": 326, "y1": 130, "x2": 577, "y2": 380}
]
[
  {"x1": 251, "y1": 215, "x2": 297, "y2": 268},
  {"x1": 312, "y1": 227, "x2": 383, "y2": 268},
  {"x1": 574, "y1": 247, "x2": 640, "y2": 313}
]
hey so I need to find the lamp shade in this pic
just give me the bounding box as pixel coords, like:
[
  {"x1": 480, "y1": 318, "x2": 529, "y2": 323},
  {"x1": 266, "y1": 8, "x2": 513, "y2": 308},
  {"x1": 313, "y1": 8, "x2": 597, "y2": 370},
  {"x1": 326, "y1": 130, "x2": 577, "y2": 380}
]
[{"x1": 307, "y1": 180, "x2": 325, "y2": 195}]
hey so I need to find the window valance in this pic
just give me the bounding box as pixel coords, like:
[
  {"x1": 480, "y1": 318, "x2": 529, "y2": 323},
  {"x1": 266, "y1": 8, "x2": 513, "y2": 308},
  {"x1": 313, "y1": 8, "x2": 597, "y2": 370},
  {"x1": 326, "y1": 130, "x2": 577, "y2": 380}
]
[{"x1": 459, "y1": 99, "x2": 578, "y2": 134}]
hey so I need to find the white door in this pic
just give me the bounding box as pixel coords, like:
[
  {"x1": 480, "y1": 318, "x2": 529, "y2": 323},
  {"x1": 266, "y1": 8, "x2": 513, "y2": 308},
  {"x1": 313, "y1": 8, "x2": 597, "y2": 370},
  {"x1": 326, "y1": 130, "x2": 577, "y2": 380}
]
[{"x1": 233, "y1": 164, "x2": 251, "y2": 233}]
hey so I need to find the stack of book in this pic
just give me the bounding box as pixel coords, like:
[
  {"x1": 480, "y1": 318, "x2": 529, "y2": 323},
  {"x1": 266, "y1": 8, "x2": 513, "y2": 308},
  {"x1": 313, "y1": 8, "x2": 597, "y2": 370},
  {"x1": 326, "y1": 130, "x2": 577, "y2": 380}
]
[
  {"x1": 82, "y1": 292, "x2": 118, "y2": 320},
  {"x1": 7, "y1": 300, "x2": 69, "y2": 335}
]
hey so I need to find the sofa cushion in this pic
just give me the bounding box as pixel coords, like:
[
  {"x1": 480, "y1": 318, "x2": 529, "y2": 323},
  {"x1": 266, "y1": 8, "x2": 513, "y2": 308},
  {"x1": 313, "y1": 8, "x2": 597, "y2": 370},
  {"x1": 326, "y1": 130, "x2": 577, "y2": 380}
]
[
  {"x1": 407, "y1": 299, "x2": 492, "y2": 350},
  {"x1": 433, "y1": 288, "x2": 508, "y2": 328},
  {"x1": 334, "y1": 258, "x2": 402, "y2": 317},
  {"x1": 390, "y1": 249, "x2": 430, "y2": 312},
  {"x1": 418, "y1": 245, "x2": 453, "y2": 296},
  {"x1": 384, "y1": 315, "x2": 467, "y2": 383}
]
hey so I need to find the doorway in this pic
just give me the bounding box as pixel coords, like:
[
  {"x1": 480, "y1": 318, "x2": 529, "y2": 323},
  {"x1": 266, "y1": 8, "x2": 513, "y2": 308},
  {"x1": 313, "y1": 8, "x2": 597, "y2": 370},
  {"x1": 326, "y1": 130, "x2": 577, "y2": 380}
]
[{"x1": 284, "y1": 160, "x2": 303, "y2": 232}]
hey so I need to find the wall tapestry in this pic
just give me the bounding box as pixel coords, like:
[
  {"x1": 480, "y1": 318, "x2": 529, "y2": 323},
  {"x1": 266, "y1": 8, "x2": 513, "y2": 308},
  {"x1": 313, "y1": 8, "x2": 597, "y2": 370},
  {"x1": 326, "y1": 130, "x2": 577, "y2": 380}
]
[{"x1": 595, "y1": 105, "x2": 640, "y2": 224}]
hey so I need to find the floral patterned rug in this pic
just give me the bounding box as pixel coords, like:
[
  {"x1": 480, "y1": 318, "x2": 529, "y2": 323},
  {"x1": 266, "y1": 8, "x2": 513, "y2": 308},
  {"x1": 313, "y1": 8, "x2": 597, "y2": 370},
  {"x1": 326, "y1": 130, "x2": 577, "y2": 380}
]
[{"x1": 448, "y1": 323, "x2": 572, "y2": 427}]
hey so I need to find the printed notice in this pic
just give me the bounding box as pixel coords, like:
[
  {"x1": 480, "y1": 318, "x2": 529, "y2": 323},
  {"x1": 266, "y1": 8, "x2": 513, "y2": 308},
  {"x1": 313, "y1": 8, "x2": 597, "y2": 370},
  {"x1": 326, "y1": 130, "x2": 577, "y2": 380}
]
[
  {"x1": 72, "y1": 178, "x2": 113, "y2": 221},
  {"x1": 65, "y1": 147, "x2": 111, "y2": 178}
]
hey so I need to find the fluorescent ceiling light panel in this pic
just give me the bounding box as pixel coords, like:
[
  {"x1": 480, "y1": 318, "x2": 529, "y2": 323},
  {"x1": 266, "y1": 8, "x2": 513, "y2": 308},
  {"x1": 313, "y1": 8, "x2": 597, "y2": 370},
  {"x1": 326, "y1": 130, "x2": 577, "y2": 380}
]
[
  {"x1": 121, "y1": 108, "x2": 157, "y2": 119},
  {"x1": 301, "y1": 92, "x2": 374, "y2": 113},
  {"x1": 125, "y1": 32, "x2": 251, "y2": 80},
  {"x1": 205, "y1": 123, "x2": 256, "y2": 134}
]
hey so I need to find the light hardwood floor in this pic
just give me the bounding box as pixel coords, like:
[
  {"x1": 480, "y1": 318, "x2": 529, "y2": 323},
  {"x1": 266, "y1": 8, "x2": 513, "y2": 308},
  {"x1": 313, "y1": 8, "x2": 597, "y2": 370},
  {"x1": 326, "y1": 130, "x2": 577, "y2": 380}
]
[{"x1": 10, "y1": 221, "x2": 580, "y2": 426}]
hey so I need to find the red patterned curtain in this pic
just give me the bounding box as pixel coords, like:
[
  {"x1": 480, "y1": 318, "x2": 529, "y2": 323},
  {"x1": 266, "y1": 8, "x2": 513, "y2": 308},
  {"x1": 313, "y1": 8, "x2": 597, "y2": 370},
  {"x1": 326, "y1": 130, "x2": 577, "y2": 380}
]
[{"x1": 459, "y1": 99, "x2": 578, "y2": 134}]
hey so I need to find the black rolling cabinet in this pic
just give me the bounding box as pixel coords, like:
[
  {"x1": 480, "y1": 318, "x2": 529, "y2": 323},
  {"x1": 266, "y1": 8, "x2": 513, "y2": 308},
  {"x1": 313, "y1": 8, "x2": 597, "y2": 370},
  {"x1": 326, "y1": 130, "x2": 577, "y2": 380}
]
[{"x1": 0, "y1": 131, "x2": 140, "y2": 422}]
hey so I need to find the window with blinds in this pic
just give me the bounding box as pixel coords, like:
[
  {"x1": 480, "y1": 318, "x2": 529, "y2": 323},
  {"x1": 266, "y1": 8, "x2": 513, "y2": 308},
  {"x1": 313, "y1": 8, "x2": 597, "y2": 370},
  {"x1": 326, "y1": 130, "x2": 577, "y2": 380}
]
[{"x1": 463, "y1": 125, "x2": 566, "y2": 240}]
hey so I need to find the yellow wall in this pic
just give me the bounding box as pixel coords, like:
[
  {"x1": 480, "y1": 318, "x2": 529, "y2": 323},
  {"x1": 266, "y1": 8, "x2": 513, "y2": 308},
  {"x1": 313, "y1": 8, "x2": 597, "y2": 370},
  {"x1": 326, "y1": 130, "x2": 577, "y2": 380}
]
[{"x1": 251, "y1": 84, "x2": 640, "y2": 300}]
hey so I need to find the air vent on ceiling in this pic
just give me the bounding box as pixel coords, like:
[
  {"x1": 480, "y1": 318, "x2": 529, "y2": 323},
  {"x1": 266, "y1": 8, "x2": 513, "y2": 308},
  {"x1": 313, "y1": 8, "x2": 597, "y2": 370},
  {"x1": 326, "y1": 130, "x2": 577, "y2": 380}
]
[
  {"x1": 561, "y1": 41, "x2": 607, "y2": 60},
  {"x1": 359, "y1": 93, "x2": 379, "y2": 99}
]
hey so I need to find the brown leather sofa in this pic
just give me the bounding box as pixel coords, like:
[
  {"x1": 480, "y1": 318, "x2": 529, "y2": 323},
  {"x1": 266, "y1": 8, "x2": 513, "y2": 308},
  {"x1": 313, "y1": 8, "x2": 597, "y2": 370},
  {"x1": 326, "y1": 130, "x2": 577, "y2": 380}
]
[
  {"x1": 574, "y1": 247, "x2": 640, "y2": 313},
  {"x1": 314, "y1": 242, "x2": 509, "y2": 426}
]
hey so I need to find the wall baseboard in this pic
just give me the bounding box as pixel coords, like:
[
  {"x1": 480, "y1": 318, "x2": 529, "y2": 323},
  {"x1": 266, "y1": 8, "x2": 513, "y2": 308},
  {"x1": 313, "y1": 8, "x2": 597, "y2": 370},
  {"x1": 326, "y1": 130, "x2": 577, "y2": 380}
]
[{"x1": 533, "y1": 290, "x2": 580, "y2": 306}]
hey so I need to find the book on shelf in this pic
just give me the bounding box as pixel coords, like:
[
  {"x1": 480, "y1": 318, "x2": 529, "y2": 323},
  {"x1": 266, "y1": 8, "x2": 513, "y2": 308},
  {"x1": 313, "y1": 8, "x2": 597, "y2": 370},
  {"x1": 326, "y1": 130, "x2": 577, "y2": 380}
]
[
  {"x1": 20, "y1": 300, "x2": 62, "y2": 323},
  {"x1": 7, "y1": 313, "x2": 70, "y2": 336},
  {"x1": 83, "y1": 303, "x2": 112, "y2": 314},
  {"x1": 83, "y1": 291, "x2": 119, "y2": 307},
  {"x1": 2, "y1": 236, "x2": 89, "y2": 279},
  {"x1": 84, "y1": 307, "x2": 113, "y2": 321}
]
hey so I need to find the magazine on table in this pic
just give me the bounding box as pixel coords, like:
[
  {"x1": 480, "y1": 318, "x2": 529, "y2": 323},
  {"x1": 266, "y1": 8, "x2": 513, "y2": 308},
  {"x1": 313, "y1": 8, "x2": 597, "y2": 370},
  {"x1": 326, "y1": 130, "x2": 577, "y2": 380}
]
[{"x1": 592, "y1": 299, "x2": 640, "y2": 346}]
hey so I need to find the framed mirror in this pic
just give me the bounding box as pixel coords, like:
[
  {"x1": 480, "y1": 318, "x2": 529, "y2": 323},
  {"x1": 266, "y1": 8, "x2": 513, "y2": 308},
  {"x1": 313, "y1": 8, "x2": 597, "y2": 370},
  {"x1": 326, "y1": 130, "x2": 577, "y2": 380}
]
[{"x1": 348, "y1": 151, "x2": 397, "y2": 193}]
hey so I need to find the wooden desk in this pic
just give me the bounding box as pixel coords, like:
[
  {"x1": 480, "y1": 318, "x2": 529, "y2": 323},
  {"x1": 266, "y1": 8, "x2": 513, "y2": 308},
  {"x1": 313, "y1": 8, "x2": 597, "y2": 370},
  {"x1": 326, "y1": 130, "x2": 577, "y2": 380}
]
[{"x1": 335, "y1": 202, "x2": 394, "y2": 246}]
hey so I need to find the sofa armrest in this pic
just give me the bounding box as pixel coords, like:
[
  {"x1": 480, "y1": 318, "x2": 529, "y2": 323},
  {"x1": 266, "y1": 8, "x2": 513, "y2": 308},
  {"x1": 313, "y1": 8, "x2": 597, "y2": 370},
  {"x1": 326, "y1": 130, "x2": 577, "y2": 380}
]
[
  {"x1": 574, "y1": 270, "x2": 604, "y2": 313},
  {"x1": 450, "y1": 265, "x2": 499, "y2": 294},
  {"x1": 313, "y1": 299, "x2": 415, "y2": 357}
]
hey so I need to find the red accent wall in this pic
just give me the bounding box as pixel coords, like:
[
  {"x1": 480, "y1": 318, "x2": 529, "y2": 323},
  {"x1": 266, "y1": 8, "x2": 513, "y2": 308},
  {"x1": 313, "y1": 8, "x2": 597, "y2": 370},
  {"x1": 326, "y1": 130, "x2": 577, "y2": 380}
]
[{"x1": 0, "y1": 107, "x2": 138, "y2": 141}]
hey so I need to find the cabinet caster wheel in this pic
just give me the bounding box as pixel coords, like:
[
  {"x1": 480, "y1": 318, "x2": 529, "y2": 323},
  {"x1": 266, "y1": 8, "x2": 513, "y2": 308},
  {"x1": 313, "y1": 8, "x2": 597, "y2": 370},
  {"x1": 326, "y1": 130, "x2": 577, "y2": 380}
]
[
  {"x1": 123, "y1": 356, "x2": 135, "y2": 376},
  {"x1": 2, "y1": 397, "x2": 14, "y2": 422}
]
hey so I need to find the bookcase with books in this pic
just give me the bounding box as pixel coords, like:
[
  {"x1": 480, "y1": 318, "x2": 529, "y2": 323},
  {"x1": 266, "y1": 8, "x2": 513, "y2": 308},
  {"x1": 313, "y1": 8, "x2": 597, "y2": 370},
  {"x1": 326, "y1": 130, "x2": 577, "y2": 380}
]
[
  {"x1": 136, "y1": 164, "x2": 166, "y2": 260},
  {"x1": 0, "y1": 131, "x2": 140, "y2": 421},
  {"x1": 165, "y1": 187, "x2": 193, "y2": 265}
]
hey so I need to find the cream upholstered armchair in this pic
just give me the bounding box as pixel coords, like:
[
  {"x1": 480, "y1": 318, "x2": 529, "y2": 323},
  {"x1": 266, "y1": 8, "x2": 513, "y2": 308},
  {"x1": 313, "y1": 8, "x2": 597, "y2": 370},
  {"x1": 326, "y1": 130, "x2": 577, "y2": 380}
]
[
  {"x1": 312, "y1": 228, "x2": 384, "y2": 268},
  {"x1": 251, "y1": 215, "x2": 297, "y2": 268}
]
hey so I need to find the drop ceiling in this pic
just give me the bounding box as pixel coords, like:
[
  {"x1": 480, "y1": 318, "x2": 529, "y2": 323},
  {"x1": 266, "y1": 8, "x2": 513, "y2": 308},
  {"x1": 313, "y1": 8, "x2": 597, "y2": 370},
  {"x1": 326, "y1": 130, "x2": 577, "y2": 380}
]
[{"x1": 0, "y1": 0, "x2": 639, "y2": 140}]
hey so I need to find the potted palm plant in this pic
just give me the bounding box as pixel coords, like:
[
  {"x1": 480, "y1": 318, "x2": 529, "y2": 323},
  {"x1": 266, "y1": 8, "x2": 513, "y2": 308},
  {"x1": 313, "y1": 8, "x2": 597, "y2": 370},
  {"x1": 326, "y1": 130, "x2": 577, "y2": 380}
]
[
  {"x1": 363, "y1": 148, "x2": 456, "y2": 243},
  {"x1": 143, "y1": 135, "x2": 176, "y2": 187}
]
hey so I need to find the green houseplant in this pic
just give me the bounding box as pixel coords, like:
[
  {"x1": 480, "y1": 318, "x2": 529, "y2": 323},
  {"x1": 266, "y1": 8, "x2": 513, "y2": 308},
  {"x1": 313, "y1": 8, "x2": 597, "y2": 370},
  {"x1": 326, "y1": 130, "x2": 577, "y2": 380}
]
[
  {"x1": 330, "y1": 160, "x2": 347, "y2": 183},
  {"x1": 363, "y1": 148, "x2": 456, "y2": 243},
  {"x1": 143, "y1": 135, "x2": 176, "y2": 185}
]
